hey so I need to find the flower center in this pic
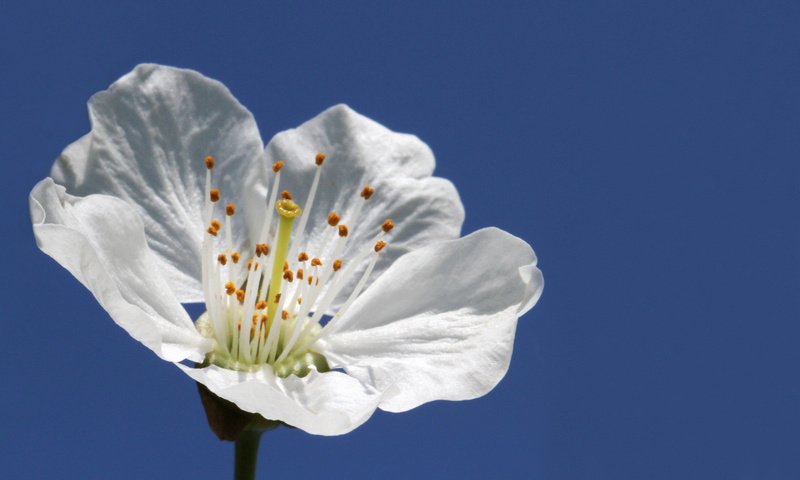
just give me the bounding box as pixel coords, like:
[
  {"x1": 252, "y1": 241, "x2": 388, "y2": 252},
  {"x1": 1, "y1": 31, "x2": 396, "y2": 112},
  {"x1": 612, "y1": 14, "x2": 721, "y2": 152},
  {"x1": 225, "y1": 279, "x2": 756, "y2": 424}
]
[{"x1": 196, "y1": 154, "x2": 393, "y2": 377}]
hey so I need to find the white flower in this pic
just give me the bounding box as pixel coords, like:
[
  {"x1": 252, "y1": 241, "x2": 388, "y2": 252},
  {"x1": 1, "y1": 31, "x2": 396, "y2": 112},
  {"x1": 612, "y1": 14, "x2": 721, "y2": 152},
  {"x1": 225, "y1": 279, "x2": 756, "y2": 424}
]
[{"x1": 29, "y1": 64, "x2": 543, "y2": 436}]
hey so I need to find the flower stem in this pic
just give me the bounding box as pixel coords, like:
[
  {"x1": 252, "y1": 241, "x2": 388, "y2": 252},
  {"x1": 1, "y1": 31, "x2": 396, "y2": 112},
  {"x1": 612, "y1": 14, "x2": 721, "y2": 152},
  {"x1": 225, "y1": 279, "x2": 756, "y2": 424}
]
[{"x1": 234, "y1": 429, "x2": 263, "y2": 480}]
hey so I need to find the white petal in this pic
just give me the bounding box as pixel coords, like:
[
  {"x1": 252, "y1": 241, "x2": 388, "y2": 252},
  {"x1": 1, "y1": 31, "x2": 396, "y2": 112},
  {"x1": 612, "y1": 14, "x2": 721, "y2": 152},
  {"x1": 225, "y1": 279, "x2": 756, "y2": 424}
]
[
  {"x1": 317, "y1": 227, "x2": 543, "y2": 412},
  {"x1": 262, "y1": 105, "x2": 465, "y2": 310},
  {"x1": 50, "y1": 64, "x2": 267, "y2": 302},
  {"x1": 30, "y1": 179, "x2": 211, "y2": 362},
  {"x1": 177, "y1": 363, "x2": 382, "y2": 436}
]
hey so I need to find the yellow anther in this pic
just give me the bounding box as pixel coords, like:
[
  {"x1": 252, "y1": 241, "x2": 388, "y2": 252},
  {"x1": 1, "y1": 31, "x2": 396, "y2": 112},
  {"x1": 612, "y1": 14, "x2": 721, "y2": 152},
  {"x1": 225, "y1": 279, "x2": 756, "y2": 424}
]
[
  {"x1": 273, "y1": 161, "x2": 285, "y2": 173},
  {"x1": 333, "y1": 259, "x2": 343, "y2": 272},
  {"x1": 382, "y1": 219, "x2": 394, "y2": 233},
  {"x1": 315, "y1": 152, "x2": 326, "y2": 166},
  {"x1": 204, "y1": 155, "x2": 215, "y2": 170},
  {"x1": 375, "y1": 240, "x2": 387, "y2": 252},
  {"x1": 217, "y1": 254, "x2": 227, "y2": 266},
  {"x1": 360, "y1": 185, "x2": 375, "y2": 200},
  {"x1": 225, "y1": 203, "x2": 236, "y2": 216},
  {"x1": 297, "y1": 297, "x2": 303, "y2": 304},
  {"x1": 338, "y1": 224, "x2": 349, "y2": 237},
  {"x1": 210, "y1": 189, "x2": 220, "y2": 202}
]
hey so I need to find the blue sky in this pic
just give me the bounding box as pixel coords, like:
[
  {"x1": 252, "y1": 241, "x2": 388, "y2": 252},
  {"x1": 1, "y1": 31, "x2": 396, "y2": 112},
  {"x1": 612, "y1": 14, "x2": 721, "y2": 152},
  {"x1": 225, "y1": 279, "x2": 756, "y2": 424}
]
[{"x1": 2, "y1": 1, "x2": 799, "y2": 478}]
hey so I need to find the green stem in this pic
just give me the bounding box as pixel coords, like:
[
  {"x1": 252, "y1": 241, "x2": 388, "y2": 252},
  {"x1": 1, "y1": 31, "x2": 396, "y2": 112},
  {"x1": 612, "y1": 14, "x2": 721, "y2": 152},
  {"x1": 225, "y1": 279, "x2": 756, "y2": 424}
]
[{"x1": 234, "y1": 429, "x2": 263, "y2": 480}]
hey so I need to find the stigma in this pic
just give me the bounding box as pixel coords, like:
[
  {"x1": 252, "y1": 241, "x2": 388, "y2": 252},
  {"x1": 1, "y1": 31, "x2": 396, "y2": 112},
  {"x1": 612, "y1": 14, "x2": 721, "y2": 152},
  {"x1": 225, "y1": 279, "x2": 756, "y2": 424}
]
[{"x1": 196, "y1": 154, "x2": 393, "y2": 377}]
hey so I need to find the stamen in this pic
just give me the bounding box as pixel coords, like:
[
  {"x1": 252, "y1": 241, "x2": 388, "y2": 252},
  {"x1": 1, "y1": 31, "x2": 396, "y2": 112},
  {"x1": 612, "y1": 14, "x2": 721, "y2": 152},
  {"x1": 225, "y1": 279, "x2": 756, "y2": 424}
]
[
  {"x1": 375, "y1": 240, "x2": 387, "y2": 252},
  {"x1": 272, "y1": 161, "x2": 285, "y2": 172}
]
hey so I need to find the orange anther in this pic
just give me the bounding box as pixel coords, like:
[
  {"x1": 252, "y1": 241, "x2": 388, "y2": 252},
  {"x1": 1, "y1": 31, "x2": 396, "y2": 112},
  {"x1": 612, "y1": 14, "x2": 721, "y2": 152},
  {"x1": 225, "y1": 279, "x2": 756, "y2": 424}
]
[
  {"x1": 311, "y1": 258, "x2": 322, "y2": 267},
  {"x1": 375, "y1": 240, "x2": 387, "y2": 252},
  {"x1": 256, "y1": 300, "x2": 267, "y2": 310},
  {"x1": 328, "y1": 212, "x2": 340, "y2": 226},
  {"x1": 225, "y1": 282, "x2": 236, "y2": 295},
  {"x1": 274, "y1": 293, "x2": 282, "y2": 303},
  {"x1": 211, "y1": 219, "x2": 221, "y2": 230},
  {"x1": 298, "y1": 252, "x2": 309, "y2": 262},
  {"x1": 338, "y1": 224, "x2": 349, "y2": 237},
  {"x1": 315, "y1": 152, "x2": 326, "y2": 166},
  {"x1": 217, "y1": 254, "x2": 227, "y2": 266},
  {"x1": 297, "y1": 297, "x2": 303, "y2": 304},
  {"x1": 231, "y1": 252, "x2": 241, "y2": 263},
  {"x1": 281, "y1": 190, "x2": 293, "y2": 200},
  {"x1": 382, "y1": 219, "x2": 394, "y2": 233},
  {"x1": 210, "y1": 189, "x2": 220, "y2": 202},
  {"x1": 333, "y1": 259, "x2": 343, "y2": 272},
  {"x1": 281, "y1": 310, "x2": 289, "y2": 320},
  {"x1": 296, "y1": 268, "x2": 304, "y2": 280},
  {"x1": 283, "y1": 270, "x2": 295, "y2": 282},
  {"x1": 236, "y1": 289, "x2": 245, "y2": 302},
  {"x1": 225, "y1": 203, "x2": 236, "y2": 216},
  {"x1": 273, "y1": 161, "x2": 285, "y2": 173},
  {"x1": 360, "y1": 185, "x2": 375, "y2": 200},
  {"x1": 207, "y1": 226, "x2": 218, "y2": 236},
  {"x1": 204, "y1": 155, "x2": 215, "y2": 169}
]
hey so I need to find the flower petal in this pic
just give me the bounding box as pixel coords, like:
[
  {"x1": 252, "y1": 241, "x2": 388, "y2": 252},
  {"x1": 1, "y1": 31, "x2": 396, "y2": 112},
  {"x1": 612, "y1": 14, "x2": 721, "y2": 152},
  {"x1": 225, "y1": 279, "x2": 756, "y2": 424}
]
[
  {"x1": 177, "y1": 364, "x2": 382, "y2": 436},
  {"x1": 49, "y1": 64, "x2": 267, "y2": 302},
  {"x1": 316, "y1": 227, "x2": 543, "y2": 412},
  {"x1": 262, "y1": 105, "x2": 465, "y2": 310},
  {"x1": 30, "y1": 179, "x2": 211, "y2": 362}
]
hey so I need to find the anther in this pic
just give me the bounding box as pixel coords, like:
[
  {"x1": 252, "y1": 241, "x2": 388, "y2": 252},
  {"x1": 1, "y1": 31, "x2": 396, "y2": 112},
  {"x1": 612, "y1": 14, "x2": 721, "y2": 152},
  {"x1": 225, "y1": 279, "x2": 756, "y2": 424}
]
[
  {"x1": 315, "y1": 152, "x2": 326, "y2": 166},
  {"x1": 307, "y1": 275, "x2": 314, "y2": 285},
  {"x1": 226, "y1": 203, "x2": 236, "y2": 216},
  {"x1": 255, "y1": 244, "x2": 269, "y2": 256},
  {"x1": 296, "y1": 268, "x2": 304, "y2": 280},
  {"x1": 272, "y1": 161, "x2": 285, "y2": 173},
  {"x1": 360, "y1": 185, "x2": 375, "y2": 200},
  {"x1": 281, "y1": 310, "x2": 289, "y2": 320},
  {"x1": 281, "y1": 190, "x2": 293, "y2": 200},
  {"x1": 211, "y1": 220, "x2": 221, "y2": 231},
  {"x1": 283, "y1": 261, "x2": 289, "y2": 271},
  {"x1": 328, "y1": 212, "x2": 340, "y2": 226},
  {"x1": 375, "y1": 240, "x2": 387, "y2": 252},
  {"x1": 231, "y1": 252, "x2": 241, "y2": 263},
  {"x1": 256, "y1": 300, "x2": 268, "y2": 310},
  {"x1": 207, "y1": 226, "x2": 218, "y2": 236},
  {"x1": 210, "y1": 189, "x2": 220, "y2": 202},
  {"x1": 298, "y1": 252, "x2": 309, "y2": 262},
  {"x1": 297, "y1": 297, "x2": 303, "y2": 304},
  {"x1": 236, "y1": 289, "x2": 245, "y2": 302},
  {"x1": 338, "y1": 224, "x2": 349, "y2": 237},
  {"x1": 274, "y1": 293, "x2": 282, "y2": 303},
  {"x1": 217, "y1": 254, "x2": 227, "y2": 266},
  {"x1": 225, "y1": 282, "x2": 236, "y2": 295},
  {"x1": 382, "y1": 219, "x2": 394, "y2": 233},
  {"x1": 283, "y1": 270, "x2": 295, "y2": 282},
  {"x1": 333, "y1": 259, "x2": 343, "y2": 272},
  {"x1": 311, "y1": 258, "x2": 322, "y2": 267},
  {"x1": 247, "y1": 259, "x2": 254, "y2": 270},
  {"x1": 204, "y1": 155, "x2": 215, "y2": 170}
]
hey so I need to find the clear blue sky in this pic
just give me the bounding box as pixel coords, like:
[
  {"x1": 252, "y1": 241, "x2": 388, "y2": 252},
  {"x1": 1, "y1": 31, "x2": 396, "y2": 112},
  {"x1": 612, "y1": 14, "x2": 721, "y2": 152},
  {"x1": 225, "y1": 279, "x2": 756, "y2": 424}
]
[{"x1": 3, "y1": 1, "x2": 799, "y2": 478}]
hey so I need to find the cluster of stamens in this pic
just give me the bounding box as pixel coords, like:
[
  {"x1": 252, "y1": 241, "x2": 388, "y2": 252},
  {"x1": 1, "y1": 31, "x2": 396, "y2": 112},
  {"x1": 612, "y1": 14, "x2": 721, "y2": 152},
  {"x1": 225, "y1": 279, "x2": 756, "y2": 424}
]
[{"x1": 197, "y1": 153, "x2": 393, "y2": 377}]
